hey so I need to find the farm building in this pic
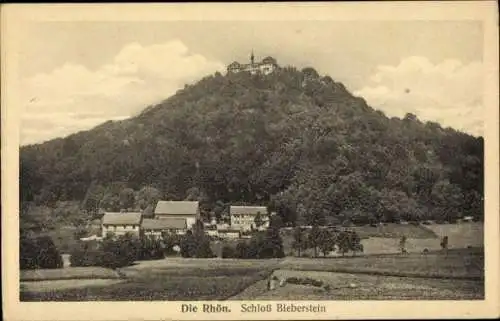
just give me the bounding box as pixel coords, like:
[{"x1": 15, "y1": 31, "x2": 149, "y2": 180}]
[
  {"x1": 230, "y1": 206, "x2": 269, "y2": 232},
  {"x1": 141, "y1": 218, "x2": 187, "y2": 238},
  {"x1": 101, "y1": 212, "x2": 142, "y2": 237},
  {"x1": 154, "y1": 201, "x2": 200, "y2": 230}
]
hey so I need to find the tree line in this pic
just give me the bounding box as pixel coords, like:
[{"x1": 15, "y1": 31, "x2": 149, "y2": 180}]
[
  {"x1": 291, "y1": 226, "x2": 363, "y2": 257},
  {"x1": 20, "y1": 65, "x2": 484, "y2": 232}
]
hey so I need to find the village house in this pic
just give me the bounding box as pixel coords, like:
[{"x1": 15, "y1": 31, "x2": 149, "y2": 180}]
[
  {"x1": 101, "y1": 212, "x2": 142, "y2": 238},
  {"x1": 230, "y1": 206, "x2": 269, "y2": 232},
  {"x1": 141, "y1": 218, "x2": 187, "y2": 239},
  {"x1": 154, "y1": 200, "x2": 200, "y2": 230},
  {"x1": 227, "y1": 51, "x2": 278, "y2": 75}
]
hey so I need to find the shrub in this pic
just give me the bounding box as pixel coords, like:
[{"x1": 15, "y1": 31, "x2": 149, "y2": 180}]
[
  {"x1": 70, "y1": 234, "x2": 140, "y2": 269},
  {"x1": 286, "y1": 276, "x2": 324, "y2": 287},
  {"x1": 440, "y1": 236, "x2": 449, "y2": 250},
  {"x1": 195, "y1": 237, "x2": 215, "y2": 258},
  {"x1": 99, "y1": 235, "x2": 139, "y2": 269},
  {"x1": 236, "y1": 241, "x2": 249, "y2": 259},
  {"x1": 20, "y1": 234, "x2": 63, "y2": 269},
  {"x1": 235, "y1": 228, "x2": 285, "y2": 259},
  {"x1": 69, "y1": 241, "x2": 102, "y2": 267},
  {"x1": 222, "y1": 245, "x2": 237, "y2": 258},
  {"x1": 180, "y1": 230, "x2": 214, "y2": 258},
  {"x1": 162, "y1": 233, "x2": 181, "y2": 256},
  {"x1": 139, "y1": 237, "x2": 164, "y2": 260}
]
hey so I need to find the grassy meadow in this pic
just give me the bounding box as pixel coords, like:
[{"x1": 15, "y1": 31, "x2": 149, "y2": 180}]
[
  {"x1": 280, "y1": 247, "x2": 484, "y2": 279},
  {"x1": 20, "y1": 266, "x2": 121, "y2": 281},
  {"x1": 231, "y1": 270, "x2": 484, "y2": 300},
  {"x1": 20, "y1": 259, "x2": 280, "y2": 301}
]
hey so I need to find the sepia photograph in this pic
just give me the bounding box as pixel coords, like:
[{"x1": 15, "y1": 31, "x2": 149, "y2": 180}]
[{"x1": 2, "y1": 2, "x2": 499, "y2": 320}]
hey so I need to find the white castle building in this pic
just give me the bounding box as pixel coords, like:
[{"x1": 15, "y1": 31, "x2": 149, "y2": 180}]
[{"x1": 227, "y1": 51, "x2": 278, "y2": 75}]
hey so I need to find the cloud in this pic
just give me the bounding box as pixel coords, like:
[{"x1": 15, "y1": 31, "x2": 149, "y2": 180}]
[
  {"x1": 20, "y1": 40, "x2": 225, "y2": 145},
  {"x1": 354, "y1": 56, "x2": 483, "y2": 136}
]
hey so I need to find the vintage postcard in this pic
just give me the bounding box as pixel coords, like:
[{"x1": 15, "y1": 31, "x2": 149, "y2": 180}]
[{"x1": 2, "y1": 2, "x2": 499, "y2": 320}]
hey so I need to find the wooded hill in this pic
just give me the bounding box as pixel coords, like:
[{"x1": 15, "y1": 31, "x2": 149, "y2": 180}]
[{"x1": 20, "y1": 65, "x2": 484, "y2": 227}]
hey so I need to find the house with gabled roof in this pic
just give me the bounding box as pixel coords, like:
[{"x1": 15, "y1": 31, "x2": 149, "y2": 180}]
[
  {"x1": 101, "y1": 212, "x2": 142, "y2": 238},
  {"x1": 142, "y1": 218, "x2": 187, "y2": 238},
  {"x1": 154, "y1": 200, "x2": 200, "y2": 230},
  {"x1": 230, "y1": 205, "x2": 269, "y2": 232}
]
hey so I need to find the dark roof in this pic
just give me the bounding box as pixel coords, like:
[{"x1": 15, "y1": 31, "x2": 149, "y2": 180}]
[
  {"x1": 102, "y1": 212, "x2": 142, "y2": 225},
  {"x1": 228, "y1": 61, "x2": 241, "y2": 68},
  {"x1": 142, "y1": 218, "x2": 186, "y2": 230},
  {"x1": 155, "y1": 201, "x2": 199, "y2": 215},
  {"x1": 262, "y1": 56, "x2": 277, "y2": 64},
  {"x1": 230, "y1": 206, "x2": 267, "y2": 215}
]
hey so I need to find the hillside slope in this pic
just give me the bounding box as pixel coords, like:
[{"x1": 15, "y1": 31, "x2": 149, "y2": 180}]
[{"x1": 20, "y1": 66, "x2": 484, "y2": 226}]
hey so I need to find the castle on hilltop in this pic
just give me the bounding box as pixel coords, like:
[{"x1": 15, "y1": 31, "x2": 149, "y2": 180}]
[{"x1": 227, "y1": 51, "x2": 278, "y2": 75}]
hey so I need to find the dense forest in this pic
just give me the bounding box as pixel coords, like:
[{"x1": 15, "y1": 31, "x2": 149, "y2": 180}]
[{"x1": 20, "y1": 64, "x2": 484, "y2": 228}]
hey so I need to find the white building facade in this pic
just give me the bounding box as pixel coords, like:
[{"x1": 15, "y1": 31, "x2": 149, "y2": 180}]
[
  {"x1": 227, "y1": 53, "x2": 278, "y2": 76},
  {"x1": 230, "y1": 206, "x2": 269, "y2": 232},
  {"x1": 101, "y1": 212, "x2": 142, "y2": 238}
]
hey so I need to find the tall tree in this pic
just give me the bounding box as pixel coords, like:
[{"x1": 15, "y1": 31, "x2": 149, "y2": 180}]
[
  {"x1": 307, "y1": 224, "x2": 321, "y2": 257},
  {"x1": 292, "y1": 227, "x2": 306, "y2": 257},
  {"x1": 254, "y1": 212, "x2": 264, "y2": 229}
]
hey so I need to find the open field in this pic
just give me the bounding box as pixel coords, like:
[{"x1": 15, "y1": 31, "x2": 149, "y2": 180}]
[
  {"x1": 351, "y1": 223, "x2": 437, "y2": 239},
  {"x1": 424, "y1": 222, "x2": 483, "y2": 247},
  {"x1": 281, "y1": 223, "x2": 482, "y2": 256},
  {"x1": 230, "y1": 247, "x2": 484, "y2": 300},
  {"x1": 21, "y1": 270, "x2": 273, "y2": 301},
  {"x1": 21, "y1": 279, "x2": 125, "y2": 293},
  {"x1": 230, "y1": 270, "x2": 483, "y2": 300},
  {"x1": 280, "y1": 248, "x2": 484, "y2": 279},
  {"x1": 20, "y1": 266, "x2": 122, "y2": 281},
  {"x1": 21, "y1": 258, "x2": 279, "y2": 301}
]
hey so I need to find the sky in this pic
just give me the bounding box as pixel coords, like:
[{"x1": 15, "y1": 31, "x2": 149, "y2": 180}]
[{"x1": 17, "y1": 20, "x2": 484, "y2": 145}]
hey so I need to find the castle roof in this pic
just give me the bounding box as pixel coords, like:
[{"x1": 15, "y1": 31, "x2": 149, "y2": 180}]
[
  {"x1": 262, "y1": 56, "x2": 277, "y2": 65},
  {"x1": 228, "y1": 61, "x2": 241, "y2": 68}
]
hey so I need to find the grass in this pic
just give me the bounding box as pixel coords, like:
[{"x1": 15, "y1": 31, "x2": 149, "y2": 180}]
[
  {"x1": 281, "y1": 223, "x2": 483, "y2": 256},
  {"x1": 20, "y1": 266, "x2": 121, "y2": 281},
  {"x1": 351, "y1": 223, "x2": 437, "y2": 239},
  {"x1": 21, "y1": 273, "x2": 271, "y2": 301},
  {"x1": 281, "y1": 247, "x2": 484, "y2": 279},
  {"x1": 231, "y1": 270, "x2": 484, "y2": 300},
  {"x1": 20, "y1": 279, "x2": 125, "y2": 293},
  {"x1": 21, "y1": 259, "x2": 279, "y2": 301},
  {"x1": 424, "y1": 222, "x2": 483, "y2": 247}
]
